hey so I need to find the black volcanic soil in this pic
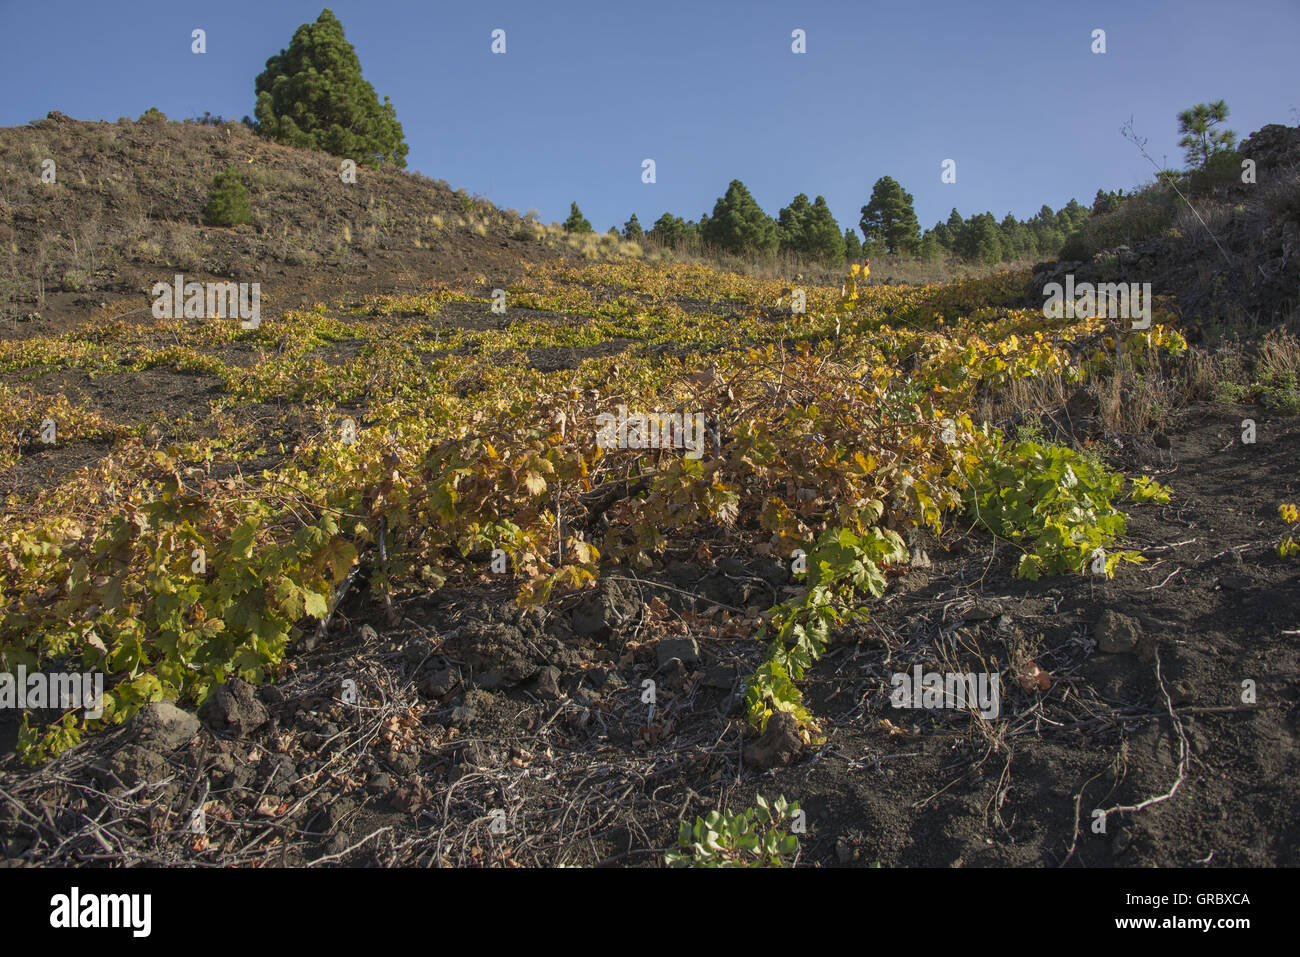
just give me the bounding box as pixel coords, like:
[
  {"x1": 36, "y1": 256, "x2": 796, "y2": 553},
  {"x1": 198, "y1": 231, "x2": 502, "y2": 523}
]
[
  {"x1": 2, "y1": 403, "x2": 1296, "y2": 867},
  {"x1": 0, "y1": 112, "x2": 574, "y2": 342}
]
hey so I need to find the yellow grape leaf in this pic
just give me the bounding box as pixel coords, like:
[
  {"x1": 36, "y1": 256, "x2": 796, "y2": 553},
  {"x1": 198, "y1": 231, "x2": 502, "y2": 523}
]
[{"x1": 302, "y1": 590, "x2": 329, "y2": 619}]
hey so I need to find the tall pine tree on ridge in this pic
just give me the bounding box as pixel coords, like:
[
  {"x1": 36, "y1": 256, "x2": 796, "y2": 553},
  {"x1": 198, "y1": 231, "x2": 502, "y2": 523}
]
[{"x1": 254, "y1": 8, "x2": 408, "y2": 169}]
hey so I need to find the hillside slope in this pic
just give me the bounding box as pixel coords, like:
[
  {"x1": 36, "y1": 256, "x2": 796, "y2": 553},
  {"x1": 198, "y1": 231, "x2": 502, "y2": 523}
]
[
  {"x1": 0, "y1": 111, "x2": 570, "y2": 337},
  {"x1": 1033, "y1": 123, "x2": 1300, "y2": 342}
]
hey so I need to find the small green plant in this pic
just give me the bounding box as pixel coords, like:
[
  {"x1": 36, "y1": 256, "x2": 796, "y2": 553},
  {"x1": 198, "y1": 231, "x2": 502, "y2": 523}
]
[
  {"x1": 1279, "y1": 504, "x2": 1299, "y2": 559},
  {"x1": 1260, "y1": 369, "x2": 1300, "y2": 415},
  {"x1": 203, "y1": 168, "x2": 253, "y2": 227},
  {"x1": 1128, "y1": 475, "x2": 1172, "y2": 504},
  {"x1": 138, "y1": 106, "x2": 167, "y2": 124},
  {"x1": 962, "y1": 439, "x2": 1148, "y2": 579},
  {"x1": 59, "y1": 269, "x2": 90, "y2": 292},
  {"x1": 665, "y1": 795, "x2": 801, "y2": 868},
  {"x1": 1013, "y1": 414, "x2": 1049, "y2": 446},
  {"x1": 744, "y1": 517, "x2": 907, "y2": 734},
  {"x1": 1204, "y1": 333, "x2": 1299, "y2": 412},
  {"x1": 1212, "y1": 379, "x2": 1250, "y2": 406}
]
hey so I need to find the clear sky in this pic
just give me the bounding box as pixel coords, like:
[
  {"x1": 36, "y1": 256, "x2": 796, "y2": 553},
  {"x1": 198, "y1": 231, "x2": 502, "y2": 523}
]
[{"x1": 2, "y1": 0, "x2": 1296, "y2": 233}]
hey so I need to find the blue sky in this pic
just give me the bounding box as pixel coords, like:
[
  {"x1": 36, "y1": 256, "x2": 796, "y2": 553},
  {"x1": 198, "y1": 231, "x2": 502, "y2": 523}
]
[{"x1": 2, "y1": 0, "x2": 1296, "y2": 234}]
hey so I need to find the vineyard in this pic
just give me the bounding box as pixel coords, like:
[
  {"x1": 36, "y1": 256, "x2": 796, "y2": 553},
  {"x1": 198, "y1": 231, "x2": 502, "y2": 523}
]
[{"x1": 1, "y1": 258, "x2": 1297, "y2": 867}]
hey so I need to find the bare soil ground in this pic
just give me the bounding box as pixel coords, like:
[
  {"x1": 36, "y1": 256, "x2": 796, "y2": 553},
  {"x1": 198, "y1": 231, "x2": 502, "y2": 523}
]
[{"x1": 0, "y1": 114, "x2": 574, "y2": 344}]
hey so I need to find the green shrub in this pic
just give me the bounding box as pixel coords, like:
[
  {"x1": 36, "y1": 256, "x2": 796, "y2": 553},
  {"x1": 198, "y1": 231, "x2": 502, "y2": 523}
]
[
  {"x1": 1188, "y1": 149, "x2": 1244, "y2": 195},
  {"x1": 665, "y1": 795, "x2": 801, "y2": 868},
  {"x1": 1260, "y1": 369, "x2": 1300, "y2": 414},
  {"x1": 138, "y1": 107, "x2": 167, "y2": 124},
  {"x1": 961, "y1": 439, "x2": 1155, "y2": 579},
  {"x1": 59, "y1": 269, "x2": 90, "y2": 292},
  {"x1": 203, "y1": 168, "x2": 253, "y2": 227},
  {"x1": 1060, "y1": 190, "x2": 1175, "y2": 261},
  {"x1": 744, "y1": 520, "x2": 907, "y2": 733}
]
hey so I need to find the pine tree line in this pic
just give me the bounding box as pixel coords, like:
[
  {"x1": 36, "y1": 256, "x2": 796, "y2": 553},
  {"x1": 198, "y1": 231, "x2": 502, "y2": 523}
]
[{"x1": 586, "y1": 175, "x2": 1099, "y2": 267}]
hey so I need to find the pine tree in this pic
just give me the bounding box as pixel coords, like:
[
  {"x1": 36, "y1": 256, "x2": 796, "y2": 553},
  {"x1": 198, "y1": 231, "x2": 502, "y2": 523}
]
[
  {"x1": 649, "y1": 213, "x2": 688, "y2": 246},
  {"x1": 964, "y1": 213, "x2": 1003, "y2": 264},
  {"x1": 1056, "y1": 199, "x2": 1087, "y2": 233},
  {"x1": 254, "y1": 8, "x2": 408, "y2": 168},
  {"x1": 843, "y1": 227, "x2": 863, "y2": 263},
  {"x1": 860, "y1": 177, "x2": 921, "y2": 255},
  {"x1": 931, "y1": 218, "x2": 951, "y2": 250},
  {"x1": 777, "y1": 193, "x2": 813, "y2": 253},
  {"x1": 204, "y1": 168, "x2": 253, "y2": 227},
  {"x1": 701, "y1": 180, "x2": 779, "y2": 256},
  {"x1": 999, "y1": 213, "x2": 1022, "y2": 261},
  {"x1": 1177, "y1": 100, "x2": 1236, "y2": 170},
  {"x1": 918, "y1": 232, "x2": 943, "y2": 262},
  {"x1": 802, "y1": 196, "x2": 845, "y2": 264},
  {"x1": 944, "y1": 208, "x2": 965, "y2": 253},
  {"x1": 692, "y1": 213, "x2": 708, "y2": 246},
  {"x1": 1092, "y1": 188, "x2": 1120, "y2": 214},
  {"x1": 1003, "y1": 218, "x2": 1035, "y2": 261},
  {"x1": 622, "y1": 213, "x2": 643, "y2": 241},
  {"x1": 1035, "y1": 224, "x2": 1065, "y2": 258},
  {"x1": 563, "y1": 202, "x2": 592, "y2": 233}
]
